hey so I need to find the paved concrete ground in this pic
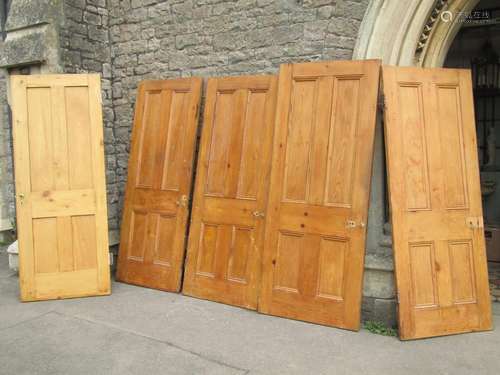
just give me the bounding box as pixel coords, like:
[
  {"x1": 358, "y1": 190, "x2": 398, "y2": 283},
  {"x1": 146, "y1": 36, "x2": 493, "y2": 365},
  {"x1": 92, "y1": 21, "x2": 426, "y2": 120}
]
[{"x1": 1, "y1": 252, "x2": 499, "y2": 375}]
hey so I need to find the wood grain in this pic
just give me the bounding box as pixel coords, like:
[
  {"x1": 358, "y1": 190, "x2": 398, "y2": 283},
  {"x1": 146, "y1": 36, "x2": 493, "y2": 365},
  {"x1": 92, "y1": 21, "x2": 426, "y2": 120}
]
[
  {"x1": 183, "y1": 75, "x2": 277, "y2": 309},
  {"x1": 116, "y1": 78, "x2": 202, "y2": 292},
  {"x1": 382, "y1": 66, "x2": 492, "y2": 340},
  {"x1": 11, "y1": 74, "x2": 110, "y2": 301},
  {"x1": 258, "y1": 60, "x2": 381, "y2": 330}
]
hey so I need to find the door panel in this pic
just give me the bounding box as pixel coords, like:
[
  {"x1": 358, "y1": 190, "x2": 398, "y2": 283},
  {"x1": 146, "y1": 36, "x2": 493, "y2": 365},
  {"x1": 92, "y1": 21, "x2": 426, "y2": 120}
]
[
  {"x1": 183, "y1": 75, "x2": 277, "y2": 309},
  {"x1": 382, "y1": 66, "x2": 492, "y2": 339},
  {"x1": 11, "y1": 74, "x2": 110, "y2": 301},
  {"x1": 259, "y1": 60, "x2": 380, "y2": 330},
  {"x1": 116, "y1": 78, "x2": 202, "y2": 291}
]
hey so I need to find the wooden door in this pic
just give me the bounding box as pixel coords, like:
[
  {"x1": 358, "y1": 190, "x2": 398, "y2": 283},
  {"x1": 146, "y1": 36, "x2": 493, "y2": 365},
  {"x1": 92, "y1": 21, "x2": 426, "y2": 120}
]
[
  {"x1": 11, "y1": 74, "x2": 110, "y2": 301},
  {"x1": 116, "y1": 78, "x2": 202, "y2": 291},
  {"x1": 259, "y1": 61, "x2": 380, "y2": 329},
  {"x1": 182, "y1": 75, "x2": 277, "y2": 309},
  {"x1": 258, "y1": 60, "x2": 381, "y2": 330},
  {"x1": 382, "y1": 66, "x2": 492, "y2": 340}
]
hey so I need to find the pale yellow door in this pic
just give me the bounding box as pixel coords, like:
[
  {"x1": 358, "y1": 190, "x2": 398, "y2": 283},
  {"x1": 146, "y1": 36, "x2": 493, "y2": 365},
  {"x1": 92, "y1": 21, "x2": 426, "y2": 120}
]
[{"x1": 11, "y1": 74, "x2": 110, "y2": 301}]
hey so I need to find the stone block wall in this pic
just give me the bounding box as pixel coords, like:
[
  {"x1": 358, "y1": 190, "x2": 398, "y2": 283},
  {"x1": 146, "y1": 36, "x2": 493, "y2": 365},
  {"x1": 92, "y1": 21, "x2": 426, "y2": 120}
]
[{"x1": 60, "y1": 0, "x2": 119, "y2": 232}]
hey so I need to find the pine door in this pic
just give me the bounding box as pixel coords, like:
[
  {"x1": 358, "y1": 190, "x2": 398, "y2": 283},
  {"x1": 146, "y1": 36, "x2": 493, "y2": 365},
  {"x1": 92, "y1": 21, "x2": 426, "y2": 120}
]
[
  {"x1": 183, "y1": 75, "x2": 277, "y2": 309},
  {"x1": 258, "y1": 60, "x2": 380, "y2": 329},
  {"x1": 11, "y1": 74, "x2": 110, "y2": 301},
  {"x1": 116, "y1": 78, "x2": 202, "y2": 291},
  {"x1": 383, "y1": 66, "x2": 492, "y2": 339}
]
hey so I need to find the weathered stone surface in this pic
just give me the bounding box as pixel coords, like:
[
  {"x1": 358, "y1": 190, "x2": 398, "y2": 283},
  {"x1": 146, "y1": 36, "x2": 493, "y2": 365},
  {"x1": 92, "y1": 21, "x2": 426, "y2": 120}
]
[
  {"x1": 318, "y1": 5, "x2": 334, "y2": 19},
  {"x1": 362, "y1": 296, "x2": 397, "y2": 327},
  {"x1": 0, "y1": 29, "x2": 46, "y2": 67},
  {"x1": 363, "y1": 268, "x2": 396, "y2": 299},
  {"x1": 4, "y1": 0, "x2": 56, "y2": 31},
  {"x1": 365, "y1": 252, "x2": 394, "y2": 271},
  {"x1": 59, "y1": 0, "x2": 116, "y2": 229}
]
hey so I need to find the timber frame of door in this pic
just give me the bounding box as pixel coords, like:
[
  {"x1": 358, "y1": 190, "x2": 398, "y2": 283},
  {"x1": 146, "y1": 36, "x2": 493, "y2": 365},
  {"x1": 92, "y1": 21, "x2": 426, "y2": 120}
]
[
  {"x1": 383, "y1": 66, "x2": 492, "y2": 340},
  {"x1": 116, "y1": 78, "x2": 202, "y2": 292},
  {"x1": 183, "y1": 75, "x2": 277, "y2": 309},
  {"x1": 11, "y1": 74, "x2": 110, "y2": 301},
  {"x1": 259, "y1": 60, "x2": 381, "y2": 330}
]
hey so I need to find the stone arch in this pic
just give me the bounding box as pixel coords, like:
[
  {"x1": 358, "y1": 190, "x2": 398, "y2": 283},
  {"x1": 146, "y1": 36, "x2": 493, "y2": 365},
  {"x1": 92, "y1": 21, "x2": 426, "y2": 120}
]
[{"x1": 353, "y1": 0, "x2": 480, "y2": 67}]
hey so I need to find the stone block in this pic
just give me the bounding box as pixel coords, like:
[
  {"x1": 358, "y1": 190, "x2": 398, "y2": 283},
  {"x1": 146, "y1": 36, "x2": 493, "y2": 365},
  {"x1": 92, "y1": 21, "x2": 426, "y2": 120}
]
[
  {"x1": 69, "y1": 0, "x2": 87, "y2": 10},
  {"x1": 334, "y1": 0, "x2": 366, "y2": 20},
  {"x1": 363, "y1": 268, "x2": 396, "y2": 299},
  {"x1": 83, "y1": 11, "x2": 102, "y2": 26},
  {"x1": 303, "y1": 0, "x2": 335, "y2": 8},
  {"x1": 324, "y1": 34, "x2": 355, "y2": 49},
  {"x1": 5, "y1": 0, "x2": 57, "y2": 31},
  {"x1": 176, "y1": 33, "x2": 204, "y2": 49},
  {"x1": 103, "y1": 63, "x2": 112, "y2": 78},
  {"x1": 362, "y1": 296, "x2": 397, "y2": 328},
  {"x1": 131, "y1": 0, "x2": 158, "y2": 8},
  {"x1": 88, "y1": 25, "x2": 109, "y2": 43},
  {"x1": 328, "y1": 17, "x2": 360, "y2": 36},
  {"x1": 304, "y1": 20, "x2": 329, "y2": 40},
  {"x1": 0, "y1": 29, "x2": 47, "y2": 68},
  {"x1": 318, "y1": 5, "x2": 334, "y2": 19}
]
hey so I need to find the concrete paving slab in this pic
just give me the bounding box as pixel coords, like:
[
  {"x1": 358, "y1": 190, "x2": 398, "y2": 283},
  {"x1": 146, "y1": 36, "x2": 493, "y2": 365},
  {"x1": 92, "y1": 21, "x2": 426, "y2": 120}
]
[
  {"x1": 1, "y1": 251, "x2": 499, "y2": 375},
  {"x1": 0, "y1": 311, "x2": 244, "y2": 375},
  {"x1": 0, "y1": 251, "x2": 59, "y2": 330}
]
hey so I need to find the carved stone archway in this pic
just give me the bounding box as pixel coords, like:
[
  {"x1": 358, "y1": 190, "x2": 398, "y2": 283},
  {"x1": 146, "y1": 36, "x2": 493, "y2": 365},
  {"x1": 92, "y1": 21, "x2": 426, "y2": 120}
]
[{"x1": 353, "y1": 0, "x2": 480, "y2": 67}]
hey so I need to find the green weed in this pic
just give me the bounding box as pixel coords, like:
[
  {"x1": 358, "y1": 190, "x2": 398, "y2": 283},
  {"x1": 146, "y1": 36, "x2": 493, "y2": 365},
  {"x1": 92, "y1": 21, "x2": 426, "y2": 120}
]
[{"x1": 364, "y1": 321, "x2": 398, "y2": 337}]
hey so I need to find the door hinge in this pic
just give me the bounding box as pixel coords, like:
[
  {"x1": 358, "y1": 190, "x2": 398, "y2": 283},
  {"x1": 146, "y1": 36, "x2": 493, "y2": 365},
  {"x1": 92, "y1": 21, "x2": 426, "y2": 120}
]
[
  {"x1": 377, "y1": 94, "x2": 386, "y2": 111},
  {"x1": 396, "y1": 291, "x2": 400, "y2": 304},
  {"x1": 252, "y1": 211, "x2": 265, "y2": 218},
  {"x1": 17, "y1": 193, "x2": 25, "y2": 205},
  {"x1": 346, "y1": 220, "x2": 366, "y2": 229},
  {"x1": 176, "y1": 195, "x2": 189, "y2": 208},
  {"x1": 466, "y1": 216, "x2": 484, "y2": 229}
]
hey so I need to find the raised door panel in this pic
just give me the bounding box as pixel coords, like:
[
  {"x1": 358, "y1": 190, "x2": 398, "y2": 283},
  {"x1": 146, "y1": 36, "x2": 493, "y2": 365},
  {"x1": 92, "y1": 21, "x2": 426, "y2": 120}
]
[
  {"x1": 183, "y1": 75, "x2": 277, "y2": 309},
  {"x1": 11, "y1": 74, "x2": 110, "y2": 301},
  {"x1": 383, "y1": 66, "x2": 491, "y2": 340},
  {"x1": 259, "y1": 60, "x2": 380, "y2": 330},
  {"x1": 116, "y1": 78, "x2": 202, "y2": 292}
]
